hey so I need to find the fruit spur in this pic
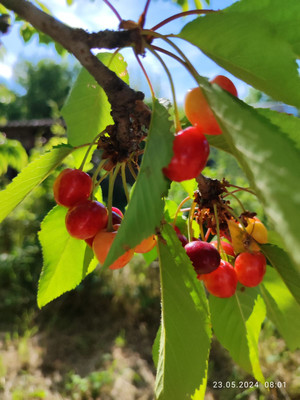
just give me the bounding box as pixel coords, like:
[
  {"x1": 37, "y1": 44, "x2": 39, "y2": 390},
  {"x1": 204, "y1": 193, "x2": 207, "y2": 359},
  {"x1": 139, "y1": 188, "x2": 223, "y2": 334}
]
[{"x1": 171, "y1": 175, "x2": 269, "y2": 298}]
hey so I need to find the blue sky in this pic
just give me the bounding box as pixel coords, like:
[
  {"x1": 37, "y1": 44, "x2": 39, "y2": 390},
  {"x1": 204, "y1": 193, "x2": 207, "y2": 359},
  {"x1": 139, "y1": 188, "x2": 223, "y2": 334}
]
[{"x1": 0, "y1": 0, "x2": 251, "y2": 103}]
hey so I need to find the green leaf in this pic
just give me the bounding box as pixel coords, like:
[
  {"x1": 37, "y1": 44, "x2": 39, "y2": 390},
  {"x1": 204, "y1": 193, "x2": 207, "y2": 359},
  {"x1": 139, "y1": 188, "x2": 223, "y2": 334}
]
[
  {"x1": 180, "y1": 0, "x2": 300, "y2": 107},
  {"x1": 209, "y1": 288, "x2": 266, "y2": 382},
  {"x1": 61, "y1": 52, "x2": 128, "y2": 166},
  {"x1": 38, "y1": 206, "x2": 88, "y2": 308},
  {"x1": 194, "y1": 0, "x2": 203, "y2": 10},
  {"x1": 156, "y1": 224, "x2": 211, "y2": 400},
  {"x1": 0, "y1": 145, "x2": 73, "y2": 224},
  {"x1": 142, "y1": 245, "x2": 158, "y2": 266},
  {"x1": 197, "y1": 83, "x2": 300, "y2": 271},
  {"x1": 260, "y1": 267, "x2": 300, "y2": 351},
  {"x1": 0, "y1": 134, "x2": 28, "y2": 175},
  {"x1": 180, "y1": 178, "x2": 197, "y2": 199},
  {"x1": 261, "y1": 244, "x2": 300, "y2": 306},
  {"x1": 33, "y1": 0, "x2": 52, "y2": 14},
  {"x1": 103, "y1": 100, "x2": 174, "y2": 268},
  {"x1": 256, "y1": 108, "x2": 300, "y2": 152},
  {"x1": 152, "y1": 325, "x2": 161, "y2": 369}
]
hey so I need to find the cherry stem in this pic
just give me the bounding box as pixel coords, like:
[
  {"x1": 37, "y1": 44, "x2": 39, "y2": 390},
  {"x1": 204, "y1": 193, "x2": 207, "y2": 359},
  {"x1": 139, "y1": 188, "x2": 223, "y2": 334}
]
[
  {"x1": 213, "y1": 203, "x2": 221, "y2": 252},
  {"x1": 79, "y1": 131, "x2": 103, "y2": 171},
  {"x1": 152, "y1": 45, "x2": 188, "y2": 67},
  {"x1": 204, "y1": 227, "x2": 211, "y2": 242},
  {"x1": 92, "y1": 159, "x2": 107, "y2": 190},
  {"x1": 150, "y1": 9, "x2": 217, "y2": 31},
  {"x1": 172, "y1": 195, "x2": 191, "y2": 228},
  {"x1": 188, "y1": 200, "x2": 196, "y2": 242},
  {"x1": 134, "y1": 51, "x2": 155, "y2": 98},
  {"x1": 121, "y1": 162, "x2": 130, "y2": 203},
  {"x1": 102, "y1": 0, "x2": 122, "y2": 22},
  {"x1": 226, "y1": 183, "x2": 257, "y2": 196},
  {"x1": 198, "y1": 210, "x2": 205, "y2": 241},
  {"x1": 107, "y1": 164, "x2": 121, "y2": 231},
  {"x1": 145, "y1": 44, "x2": 181, "y2": 132},
  {"x1": 224, "y1": 204, "x2": 246, "y2": 229},
  {"x1": 107, "y1": 47, "x2": 121, "y2": 68},
  {"x1": 224, "y1": 191, "x2": 246, "y2": 213},
  {"x1": 93, "y1": 169, "x2": 110, "y2": 192},
  {"x1": 139, "y1": 0, "x2": 152, "y2": 28},
  {"x1": 128, "y1": 161, "x2": 137, "y2": 180},
  {"x1": 143, "y1": 30, "x2": 200, "y2": 86}
]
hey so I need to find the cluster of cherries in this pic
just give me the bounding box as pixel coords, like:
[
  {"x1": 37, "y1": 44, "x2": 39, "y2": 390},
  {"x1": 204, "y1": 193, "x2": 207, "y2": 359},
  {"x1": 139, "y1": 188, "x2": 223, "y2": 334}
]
[
  {"x1": 52, "y1": 75, "x2": 267, "y2": 298},
  {"x1": 174, "y1": 216, "x2": 268, "y2": 298},
  {"x1": 163, "y1": 75, "x2": 238, "y2": 182},
  {"x1": 53, "y1": 168, "x2": 156, "y2": 269}
]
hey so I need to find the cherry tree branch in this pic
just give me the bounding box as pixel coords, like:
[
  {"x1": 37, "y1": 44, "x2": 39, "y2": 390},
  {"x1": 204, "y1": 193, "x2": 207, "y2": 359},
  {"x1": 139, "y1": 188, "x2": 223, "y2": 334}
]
[{"x1": 0, "y1": 0, "x2": 151, "y2": 159}]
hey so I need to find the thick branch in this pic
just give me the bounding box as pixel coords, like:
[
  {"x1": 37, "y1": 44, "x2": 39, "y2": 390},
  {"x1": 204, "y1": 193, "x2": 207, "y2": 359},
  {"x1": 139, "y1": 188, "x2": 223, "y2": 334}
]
[
  {"x1": 1, "y1": 0, "x2": 138, "y2": 98},
  {"x1": 1, "y1": 0, "x2": 151, "y2": 158}
]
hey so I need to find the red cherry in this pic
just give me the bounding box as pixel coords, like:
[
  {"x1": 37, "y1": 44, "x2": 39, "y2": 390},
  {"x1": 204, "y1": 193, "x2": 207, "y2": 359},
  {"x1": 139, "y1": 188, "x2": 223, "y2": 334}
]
[
  {"x1": 210, "y1": 75, "x2": 238, "y2": 97},
  {"x1": 234, "y1": 252, "x2": 266, "y2": 287},
  {"x1": 211, "y1": 240, "x2": 235, "y2": 257},
  {"x1": 93, "y1": 229, "x2": 134, "y2": 270},
  {"x1": 173, "y1": 226, "x2": 188, "y2": 247},
  {"x1": 177, "y1": 233, "x2": 188, "y2": 247},
  {"x1": 202, "y1": 260, "x2": 238, "y2": 298},
  {"x1": 184, "y1": 240, "x2": 220, "y2": 274},
  {"x1": 53, "y1": 168, "x2": 93, "y2": 207},
  {"x1": 85, "y1": 236, "x2": 94, "y2": 248},
  {"x1": 163, "y1": 126, "x2": 210, "y2": 182},
  {"x1": 65, "y1": 200, "x2": 108, "y2": 240},
  {"x1": 112, "y1": 207, "x2": 123, "y2": 218},
  {"x1": 111, "y1": 211, "x2": 123, "y2": 225}
]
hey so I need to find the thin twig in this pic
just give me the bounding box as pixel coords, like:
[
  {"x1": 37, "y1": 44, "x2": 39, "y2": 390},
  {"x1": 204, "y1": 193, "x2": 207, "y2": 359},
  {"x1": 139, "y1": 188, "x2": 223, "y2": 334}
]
[
  {"x1": 102, "y1": 0, "x2": 122, "y2": 22},
  {"x1": 145, "y1": 44, "x2": 181, "y2": 132},
  {"x1": 151, "y1": 9, "x2": 217, "y2": 31}
]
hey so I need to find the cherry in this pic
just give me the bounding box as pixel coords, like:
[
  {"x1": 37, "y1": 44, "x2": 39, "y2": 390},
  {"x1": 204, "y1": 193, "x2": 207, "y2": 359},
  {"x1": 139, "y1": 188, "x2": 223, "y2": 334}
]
[
  {"x1": 245, "y1": 217, "x2": 268, "y2": 244},
  {"x1": 163, "y1": 126, "x2": 209, "y2": 182},
  {"x1": 184, "y1": 76, "x2": 237, "y2": 135},
  {"x1": 53, "y1": 168, "x2": 93, "y2": 207},
  {"x1": 112, "y1": 207, "x2": 123, "y2": 218},
  {"x1": 85, "y1": 236, "x2": 94, "y2": 248},
  {"x1": 111, "y1": 210, "x2": 123, "y2": 225},
  {"x1": 93, "y1": 229, "x2": 134, "y2": 270},
  {"x1": 234, "y1": 252, "x2": 266, "y2": 287},
  {"x1": 184, "y1": 240, "x2": 220, "y2": 274},
  {"x1": 135, "y1": 235, "x2": 157, "y2": 253},
  {"x1": 85, "y1": 209, "x2": 122, "y2": 247},
  {"x1": 173, "y1": 226, "x2": 188, "y2": 247},
  {"x1": 211, "y1": 240, "x2": 235, "y2": 257},
  {"x1": 65, "y1": 200, "x2": 108, "y2": 240},
  {"x1": 201, "y1": 260, "x2": 238, "y2": 298},
  {"x1": 210, "y1": 75, "x2": 238, "y2": 97},
  {"x1": 177, "y1": 233, "x2": 188, "y2": 247}
]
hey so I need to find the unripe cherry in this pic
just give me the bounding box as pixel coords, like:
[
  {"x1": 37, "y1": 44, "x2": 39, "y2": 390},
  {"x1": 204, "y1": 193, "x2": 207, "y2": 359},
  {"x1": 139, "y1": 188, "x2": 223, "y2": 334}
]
[
  {"x1": 93, "y1": 229, "x2": 134, "y2": 270},
  {"x1": 245, "y1": 218, "x2": 268, "y2": 244},
  {"x1": 184, "y1": 75, "x2": 237, "y2": 135},
  {"x1": 135, "y1": 235, "x2": 157, "y2": 253}
]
